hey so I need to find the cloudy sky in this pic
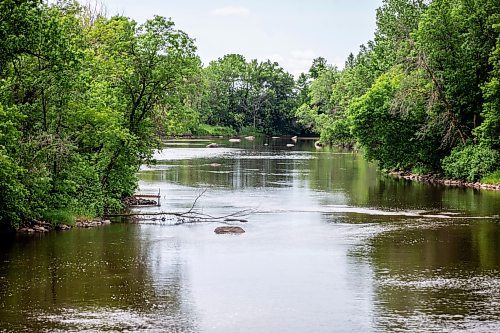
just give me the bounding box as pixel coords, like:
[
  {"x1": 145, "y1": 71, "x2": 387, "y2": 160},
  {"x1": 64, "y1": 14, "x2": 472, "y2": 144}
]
[{"x1": 101, "y1": 0, "x2": 383, "y2": 76}]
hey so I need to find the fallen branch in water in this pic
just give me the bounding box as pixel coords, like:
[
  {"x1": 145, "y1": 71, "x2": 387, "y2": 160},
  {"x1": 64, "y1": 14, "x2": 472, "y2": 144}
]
[{"x1": 106, "y1": 189, "x2": 252, "y2": 225}]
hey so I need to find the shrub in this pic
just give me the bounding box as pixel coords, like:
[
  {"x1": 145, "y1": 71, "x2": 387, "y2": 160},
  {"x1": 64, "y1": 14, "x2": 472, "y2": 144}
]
[
  {"x1": 42, "y1": 209, "x2": 76, "y2": 226},
  {"x1": 441, "y1": 144, "x2": 499, "y2": 182},
  {"x1": 239, "y1": 126, "x2": 263, "y2": 136},
  {"x1": 320, "y1": 117, "x2": 354, "y2": 147},
  {"x1": 481, "y1": 170, "x2": 500, "y2": 185}
]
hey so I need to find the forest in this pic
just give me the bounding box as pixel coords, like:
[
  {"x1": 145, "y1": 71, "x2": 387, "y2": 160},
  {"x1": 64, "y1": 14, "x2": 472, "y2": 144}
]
[{"x1": 1, "y1": 0, "x2": 499, "y2": 228}]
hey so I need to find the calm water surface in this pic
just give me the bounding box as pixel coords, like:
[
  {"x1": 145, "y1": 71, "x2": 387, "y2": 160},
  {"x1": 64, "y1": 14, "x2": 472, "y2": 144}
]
[{"x1": 1, "y1": 138, "x2": 499, "y2": 332}]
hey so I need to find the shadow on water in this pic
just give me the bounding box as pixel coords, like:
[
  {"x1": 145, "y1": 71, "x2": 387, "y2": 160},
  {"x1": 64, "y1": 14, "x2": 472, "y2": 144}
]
[
  {"x1": 1, "y1": 137, "x2": 499, "y2": 332},
  {"x1": 0, "y1": 225, "x2": 197, "y2": 332}
]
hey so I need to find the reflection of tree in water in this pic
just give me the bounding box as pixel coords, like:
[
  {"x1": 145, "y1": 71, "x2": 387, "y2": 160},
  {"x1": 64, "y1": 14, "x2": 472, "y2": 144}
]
[
  {"x1": 146, "y1": 152, "x2": 311, "y2": 190},
  {"x1": 366, "y1": 220, "x2": 500, "y2": 332},
  {"x1": 0, "y1": 225, "x2": 197, "y2": 332},
  {"x1": 305, "y1": 144, "x2": 500, "y2": 216}
]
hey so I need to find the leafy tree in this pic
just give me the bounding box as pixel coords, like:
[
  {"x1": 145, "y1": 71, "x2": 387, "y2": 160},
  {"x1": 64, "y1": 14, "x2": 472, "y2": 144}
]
[
  {"x1": 476, "y1": 17, "x2": 500, "y2": 150},
  {"x1": 200, "y1": 55, "x2": 297, "y2": 135},
  {"x1": 0, "y1": 1, "x2": 202, "y2": 227}
]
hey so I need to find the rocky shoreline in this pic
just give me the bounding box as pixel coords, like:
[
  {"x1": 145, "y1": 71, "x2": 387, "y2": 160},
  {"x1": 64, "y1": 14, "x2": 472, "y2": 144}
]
[
  {"x1": 389, "y1": 171, "x2": 500, "y2": 191},
  {"x1": 15, "y1": 196, "x2": 156, "y2": 235},
  {"x1": 17, "y1": 218, "x2": 112, "y2": 234}
]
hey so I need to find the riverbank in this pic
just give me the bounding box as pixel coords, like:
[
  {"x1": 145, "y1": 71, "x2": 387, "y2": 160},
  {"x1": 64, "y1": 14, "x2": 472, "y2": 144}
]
[
  {"x1": 16, "y1": 218, "x2": 112, "y2": 234},
  {"x1": 389, "y1": 171, "x2": 500, "y2": 191}
]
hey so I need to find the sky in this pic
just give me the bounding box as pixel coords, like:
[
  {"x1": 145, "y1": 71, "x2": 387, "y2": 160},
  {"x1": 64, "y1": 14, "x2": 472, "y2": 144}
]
[{"x1": 100, "y1": 0, "x2": 383, "y2": 76}]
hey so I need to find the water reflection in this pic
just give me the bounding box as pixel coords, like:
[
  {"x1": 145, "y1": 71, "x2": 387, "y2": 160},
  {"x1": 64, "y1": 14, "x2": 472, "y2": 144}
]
[
  {"x1": 367, "y1": 219, "x2": 500, "y2": 332},
  {"x1": 143, "y1": 138, "x2": 500, "y2": 216},
  {"x1": 0, "y1": 137, "x2": 499, "y2": 332},
  {"x1": 0, "y1": 225, "x2": 197, "y2": 332}
]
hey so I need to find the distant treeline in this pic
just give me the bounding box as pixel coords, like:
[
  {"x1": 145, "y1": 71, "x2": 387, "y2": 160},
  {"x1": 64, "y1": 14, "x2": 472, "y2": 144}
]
[{"x1": 1, "y1": 0, "x2": 499, "y2": 228}]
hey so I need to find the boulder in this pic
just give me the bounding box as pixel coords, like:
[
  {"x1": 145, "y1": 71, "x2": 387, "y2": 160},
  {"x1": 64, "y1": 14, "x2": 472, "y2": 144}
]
[
  {"x1": 18, "y1": 227, "x2": 35, "y2": 234},
  {"x1": 206, "y1": 143, "x2": 219, "y2": 148},
  {"x1": 214, "y1": 226, "x2": 245, "y2": 234},
  {"x1": 33, "y1": 226, "x2": 49, "y2": 233},
  {"x1": 56, "y1": 224, "x2": 71, "y2": 231}
]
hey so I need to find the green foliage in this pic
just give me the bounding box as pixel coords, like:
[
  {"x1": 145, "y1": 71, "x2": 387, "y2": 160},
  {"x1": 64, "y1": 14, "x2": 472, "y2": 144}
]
[
  {"x1": 199, "y1": 55, "x2": 298, "y2": 135},
  {"x1": 239, "y1": 126, "x2": 263, "y2": 136},
  {"x1": 42, "y1": 209, "x2": 76, "y2": 226},
  {"x1": 442, "y1": 144, "x2": 499, "y2": 182},
  {"x1": 295, "y1": 0, "x2": 500, "y2": 183},
  {"x1": 0, "y1": 1, "x2": 202, "y2": 227},
  {"x1": 0, "y1": 149, "x2": 27, "y2": 227},
  {"x1": 475, "y1": 20, "x2": 500, "y2": 150},
  {"x1": 349, "y1": 70, "x2": 420, "y2": 170},
  {"x1": 294, "y1": 64, "x2": 342, "y2": 136},
  {"x1": 320, "y1": 117, "x2": 354, "y2": 147},
  {"x1": 481, "y1": 170, "x2": 500, "y2": 184},
  {"x1": 193, "y1": 124, "x2": 236, "y2": 137}
]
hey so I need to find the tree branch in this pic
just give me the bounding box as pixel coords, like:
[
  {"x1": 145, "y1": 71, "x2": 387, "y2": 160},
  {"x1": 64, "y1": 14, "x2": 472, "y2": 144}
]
[{"x1": 106, "y1": 189, "x2": 253, "y2": 225}]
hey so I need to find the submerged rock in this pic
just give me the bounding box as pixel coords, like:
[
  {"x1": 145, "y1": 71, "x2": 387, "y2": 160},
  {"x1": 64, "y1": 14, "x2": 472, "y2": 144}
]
[{"x1": 214, "y1": 226, "x2": 245, "y2": 234}]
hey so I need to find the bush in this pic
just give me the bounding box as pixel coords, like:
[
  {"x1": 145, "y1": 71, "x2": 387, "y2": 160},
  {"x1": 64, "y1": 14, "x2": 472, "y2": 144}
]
[
  {"x1": 320, "y1": 117, "x2": 354, "y2": 147},
  {"x1": 42, "y1": 209, "x2": 76, "y2": 226},
  {"x1": 441, "y1": 144, "x2": 499, "y2": 182},
  {"x1": 481, "y1": 170, "x2": 500, "y2": 185},
  {"x1": 239, "y1": 126, "x2": 263, "y2": 136},
  {"x1": 0, "y1": 151, "x2": 27, "y2": 227}
]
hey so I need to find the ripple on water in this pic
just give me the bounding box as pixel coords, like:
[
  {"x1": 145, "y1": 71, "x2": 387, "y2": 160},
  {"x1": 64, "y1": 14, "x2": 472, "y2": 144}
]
[{"x1": 41, "y1": 307, "x2": 198, "y2": 332}]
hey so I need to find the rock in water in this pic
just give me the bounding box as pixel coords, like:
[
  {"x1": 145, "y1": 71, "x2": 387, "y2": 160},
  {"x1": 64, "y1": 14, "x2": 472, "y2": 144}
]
[
  {"x1": 214, "y1": 226, "x2": 245, "y2": 234},
  {"x1": 206, "y1": 143, "x2": 219, "y2": 148}
]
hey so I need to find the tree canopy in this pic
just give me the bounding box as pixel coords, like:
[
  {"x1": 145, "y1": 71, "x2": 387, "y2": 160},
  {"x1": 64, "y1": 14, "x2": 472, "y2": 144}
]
[
  {"x1": 1, "y1": 0, "x2": 499, "y2": 228},
  {"x1": 296, "y1": 0, "x2": 500, "y2": 181}
]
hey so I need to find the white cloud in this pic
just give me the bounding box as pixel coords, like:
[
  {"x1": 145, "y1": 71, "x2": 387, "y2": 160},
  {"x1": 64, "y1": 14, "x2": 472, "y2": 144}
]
[
  {"x1": 288, "y1": 49, "x2": 317, "y2": 77},
  {"x1": 290, "y1": 49, "x2": 316, "y2": 60},
  {"x1": 266, "y1": 53, "x2": 285, "y2": 63},
  {"x1": 257, "y1": 50, "x2": 317, "y2": 77},
  {"x1": 210, "y1": 6, "x2": 250, "y2": 17}
]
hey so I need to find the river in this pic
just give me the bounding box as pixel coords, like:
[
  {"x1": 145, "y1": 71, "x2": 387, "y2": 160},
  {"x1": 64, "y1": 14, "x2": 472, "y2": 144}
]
[{"x1": 1, "y1": 137, "x2": 499, "y2": 332}]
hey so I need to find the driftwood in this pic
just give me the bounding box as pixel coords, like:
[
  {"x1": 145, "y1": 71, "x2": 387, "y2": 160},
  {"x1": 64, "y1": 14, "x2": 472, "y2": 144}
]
[{"x1": 106, "y1": 189, "x2": 252, "y2": 225}]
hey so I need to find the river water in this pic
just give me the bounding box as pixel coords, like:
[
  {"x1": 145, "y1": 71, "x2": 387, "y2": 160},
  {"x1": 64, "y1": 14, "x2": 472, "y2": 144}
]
[{"x1": 1, "y1": 138, "x2": 499, "y2": 332}]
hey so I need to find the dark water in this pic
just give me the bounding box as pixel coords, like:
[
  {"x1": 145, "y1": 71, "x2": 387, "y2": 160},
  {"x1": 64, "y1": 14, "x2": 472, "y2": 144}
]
[{"x1": 1, "y1": 138, "x2": 499, "y2": 332}]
